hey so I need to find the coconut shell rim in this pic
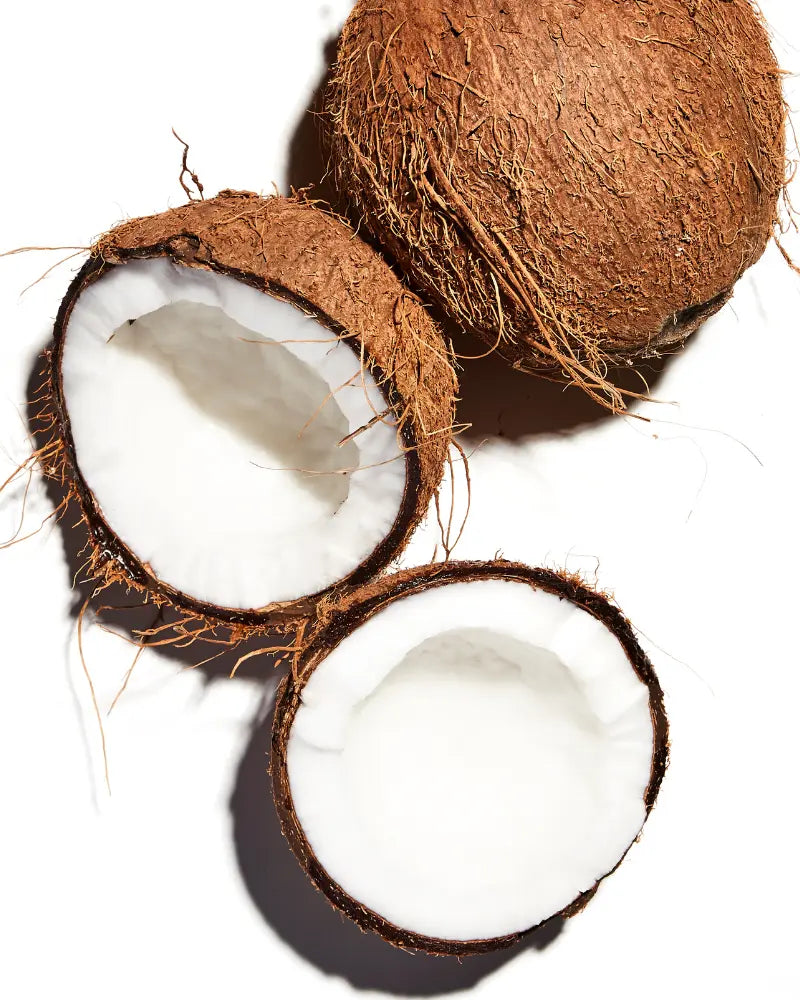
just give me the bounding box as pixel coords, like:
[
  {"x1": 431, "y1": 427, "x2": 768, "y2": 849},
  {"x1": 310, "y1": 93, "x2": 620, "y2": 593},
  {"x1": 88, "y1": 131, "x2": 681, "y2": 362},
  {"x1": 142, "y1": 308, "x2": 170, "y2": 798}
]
[{"x1": 271, "y1": 559, "x2": 670, "y2": 957}]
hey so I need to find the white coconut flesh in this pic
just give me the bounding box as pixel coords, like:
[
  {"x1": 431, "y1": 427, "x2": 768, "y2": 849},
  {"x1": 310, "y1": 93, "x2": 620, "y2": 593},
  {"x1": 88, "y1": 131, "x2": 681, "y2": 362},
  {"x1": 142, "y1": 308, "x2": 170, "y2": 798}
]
[
  {"x1": 60, "y1": 257, "x2": 406, "y2": 609},
  {"x1": 287, "y1": 579, "x2": 656, "y2": 942}
]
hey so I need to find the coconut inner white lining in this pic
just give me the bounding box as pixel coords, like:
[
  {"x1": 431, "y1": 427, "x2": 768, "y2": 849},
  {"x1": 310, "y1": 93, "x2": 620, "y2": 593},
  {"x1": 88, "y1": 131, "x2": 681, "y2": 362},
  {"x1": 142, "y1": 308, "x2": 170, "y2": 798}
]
[
  {"x1": 61, "y1": 258, "x2": 406, "y2": 609},
  {"x1": 287, "y1": 579, "x2": 655, "y2": 942}
]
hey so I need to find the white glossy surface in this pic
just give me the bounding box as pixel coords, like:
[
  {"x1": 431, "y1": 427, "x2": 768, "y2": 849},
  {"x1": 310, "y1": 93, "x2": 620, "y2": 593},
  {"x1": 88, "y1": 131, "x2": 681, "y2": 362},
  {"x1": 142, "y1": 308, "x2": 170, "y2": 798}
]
[
  {"x1": 288, "y1": 580, "x2": 653, "y2": 940},
  {"x1": 62, "y1": 258, "x2": 404, "y2": 608}
]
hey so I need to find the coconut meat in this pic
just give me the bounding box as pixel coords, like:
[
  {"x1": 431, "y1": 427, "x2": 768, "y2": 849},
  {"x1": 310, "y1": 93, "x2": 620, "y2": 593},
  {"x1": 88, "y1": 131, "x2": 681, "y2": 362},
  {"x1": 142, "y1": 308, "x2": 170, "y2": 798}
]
[
  {"x1": 61, "y1": 258, "x2": 406, "y2": 609},
  {"x1": 287, "y1": 578, "x2": 655, "y2": 942}
]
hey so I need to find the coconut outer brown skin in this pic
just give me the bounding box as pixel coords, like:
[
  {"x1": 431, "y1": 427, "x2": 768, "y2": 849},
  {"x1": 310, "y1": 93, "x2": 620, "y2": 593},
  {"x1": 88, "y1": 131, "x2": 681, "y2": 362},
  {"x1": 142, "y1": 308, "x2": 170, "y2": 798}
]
[
  {"x1": 271, "y1": 560, "x2": 670, "y2": 957},
  {"x1": 327, "y1": 0, "x2": 786, "y2": 408},
  {"x1": 45, "y1": 191, "x2": 457, "y2": 632}
]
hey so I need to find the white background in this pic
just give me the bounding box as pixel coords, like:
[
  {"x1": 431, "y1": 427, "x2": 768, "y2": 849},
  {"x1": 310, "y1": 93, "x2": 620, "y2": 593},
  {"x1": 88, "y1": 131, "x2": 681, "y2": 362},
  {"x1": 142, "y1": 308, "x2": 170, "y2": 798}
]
[{"x1": 1, "y1": 2, "x2": 799, "y2": 998}]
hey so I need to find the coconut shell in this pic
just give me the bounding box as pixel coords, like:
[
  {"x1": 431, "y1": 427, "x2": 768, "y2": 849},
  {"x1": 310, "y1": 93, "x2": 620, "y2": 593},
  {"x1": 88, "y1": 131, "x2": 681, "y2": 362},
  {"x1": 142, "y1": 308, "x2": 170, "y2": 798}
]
[
  {"x1": 40, "y1": 191, "x2": 457, "y2": 636},
  {"x1": 327, "y1": 0, "x2": 786, "y2": 408},
  {"x1": 272, "y1": 559, "x2": 669, "y2": 956}
]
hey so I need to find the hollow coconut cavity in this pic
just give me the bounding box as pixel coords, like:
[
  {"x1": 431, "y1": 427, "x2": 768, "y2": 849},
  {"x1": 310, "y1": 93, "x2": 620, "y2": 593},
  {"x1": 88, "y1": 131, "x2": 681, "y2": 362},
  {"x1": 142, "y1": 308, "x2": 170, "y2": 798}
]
[
  {"x1": 326, "y1": 0, "x2": 787, "y2": 409},
  {"x1": 272, "y1": 561, "x2": 669, "y2": 955},
  {"x1": 40, "y1": 192, "x2": 456, "y2": 631}
]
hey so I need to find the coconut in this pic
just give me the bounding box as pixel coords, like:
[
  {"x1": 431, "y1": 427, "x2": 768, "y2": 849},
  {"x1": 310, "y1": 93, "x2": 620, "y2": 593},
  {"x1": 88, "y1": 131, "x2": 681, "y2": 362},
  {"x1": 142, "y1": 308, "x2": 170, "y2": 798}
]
[
  {"x1": 326, "y1": 0, "x2": 786, "y2": 408},
  {"x1": 272, "y1": 560, "x2": 669, "y2": 955},
  {"x1": 36, "y1": 191, "x2": 456, "y2": 639}
]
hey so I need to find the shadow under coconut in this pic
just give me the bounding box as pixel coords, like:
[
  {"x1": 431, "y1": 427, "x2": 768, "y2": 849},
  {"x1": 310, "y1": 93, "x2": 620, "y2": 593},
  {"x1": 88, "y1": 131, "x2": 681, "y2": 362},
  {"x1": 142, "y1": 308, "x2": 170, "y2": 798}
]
[
  {"x1": 230, "y1": 700, "x2": 565, "y2": 997},
  {"x1": 284, "y1": 35, "x2": 340, "y2": 206},
  {"x1": 25, "y1": 350, "x2": 284, "y2": 685},
  {"x1": 452, "y1": 328, "x2": 677, "y2": 444}
]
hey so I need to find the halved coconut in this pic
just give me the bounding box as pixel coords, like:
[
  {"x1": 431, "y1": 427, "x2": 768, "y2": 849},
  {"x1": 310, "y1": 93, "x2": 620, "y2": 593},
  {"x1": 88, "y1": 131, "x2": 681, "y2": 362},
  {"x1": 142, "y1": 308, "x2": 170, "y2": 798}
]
[
  {"x1": 272, "y1": 561, "x2": 668, "y2": 955},
  {"x1": 41, "y1": 191, "x2": 456, "y2": 632}
]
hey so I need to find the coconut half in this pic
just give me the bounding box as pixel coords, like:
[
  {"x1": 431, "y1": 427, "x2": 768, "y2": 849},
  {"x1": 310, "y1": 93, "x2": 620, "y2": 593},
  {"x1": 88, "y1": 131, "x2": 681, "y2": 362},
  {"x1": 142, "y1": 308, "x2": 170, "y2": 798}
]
[
  {"x1": 272, "y1": 561, "x2": 669, "y2": 955},
  {"x1": 42, "y1": 192, "x2": 456, "y2": 630}
]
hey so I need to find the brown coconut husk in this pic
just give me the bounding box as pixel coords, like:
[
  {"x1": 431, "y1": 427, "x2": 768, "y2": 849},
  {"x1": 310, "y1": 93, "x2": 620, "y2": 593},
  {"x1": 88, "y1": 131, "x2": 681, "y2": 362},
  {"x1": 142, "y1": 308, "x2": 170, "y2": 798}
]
[
  {"x1": 272, "y1": 559, "x2": 670, "y2": 957},
  {"x1": 326, "y1": 0, "x2": 787, "y2": 410},
  {"x1": 32, "y1": 190, "x2": 457, "y2": 643}
]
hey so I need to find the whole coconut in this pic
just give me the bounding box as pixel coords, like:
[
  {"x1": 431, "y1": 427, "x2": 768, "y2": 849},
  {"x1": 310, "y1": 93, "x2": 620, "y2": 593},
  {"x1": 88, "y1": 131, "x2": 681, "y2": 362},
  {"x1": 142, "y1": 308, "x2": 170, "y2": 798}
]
[{"x1": 327, "y1": 0, "x2": 786, "y2": 408}]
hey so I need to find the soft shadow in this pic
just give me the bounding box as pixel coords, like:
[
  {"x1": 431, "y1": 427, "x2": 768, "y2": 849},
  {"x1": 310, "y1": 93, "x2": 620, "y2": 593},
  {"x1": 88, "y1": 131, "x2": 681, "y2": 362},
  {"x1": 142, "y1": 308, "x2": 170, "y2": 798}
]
[
  {"x1": 230, "y1": 702, "x2": 564, "y2": 996},
  {"x1": 26, "y1": 350, "x2": 284, "y2": 684},
  {"x1": 284, "y1": 36, "x2": 340, "y2": 205},
  {"x1": 454, "y1": 329, "x2": 675, "y2": 443},
  {"x1": 112, "y1": 302, "x2": 356, "y2": 508}
]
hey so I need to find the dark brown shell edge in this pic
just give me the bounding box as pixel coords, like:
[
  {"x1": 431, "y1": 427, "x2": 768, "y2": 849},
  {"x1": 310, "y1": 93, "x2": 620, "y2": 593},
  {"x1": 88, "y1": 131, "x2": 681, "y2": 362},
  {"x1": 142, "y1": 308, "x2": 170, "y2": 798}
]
[
  {"x1": 271, "y1": 559, "x2": 670, "y2": 957},
  {"x1": 42, "y1": 191, "x2": 457, "y2": 633}
]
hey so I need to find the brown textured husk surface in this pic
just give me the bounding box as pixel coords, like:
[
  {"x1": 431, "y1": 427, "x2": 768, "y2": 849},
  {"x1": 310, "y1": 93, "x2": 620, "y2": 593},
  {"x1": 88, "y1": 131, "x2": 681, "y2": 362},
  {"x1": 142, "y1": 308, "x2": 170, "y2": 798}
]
[
  {"x1": 272, "y1": 560, "x2": 670, "y2": 957},
  {"x1": 45, "y1": 191, "x2": 457, "y2": 632},
  {"x1": 327, "y1": 0, "x2": 786, "y2": 408}
]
